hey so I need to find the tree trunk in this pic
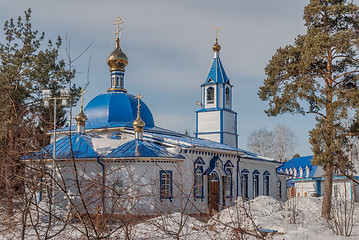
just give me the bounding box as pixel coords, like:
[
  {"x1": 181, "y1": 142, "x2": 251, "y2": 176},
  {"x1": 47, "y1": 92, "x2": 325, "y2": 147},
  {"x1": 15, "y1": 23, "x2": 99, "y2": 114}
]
[{"x1": 321, "y1": 163, "x2": 333, "y2": 219}]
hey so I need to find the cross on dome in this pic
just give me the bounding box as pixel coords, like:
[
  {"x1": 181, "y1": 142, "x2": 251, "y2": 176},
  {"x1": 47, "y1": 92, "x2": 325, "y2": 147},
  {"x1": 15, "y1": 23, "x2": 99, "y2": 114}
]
[
  {"x1": 215, "y1": 26, "x2": 220, "y2": 40},
  {"x1": 114, "y1": 17, "x2": 123, "y2": 39},
  {"x1": 80, "y1": 89, "x2": 86, "y2": 111},
  {"x1": 135, "y1": 93, "x2": 143, "y2": 113}
]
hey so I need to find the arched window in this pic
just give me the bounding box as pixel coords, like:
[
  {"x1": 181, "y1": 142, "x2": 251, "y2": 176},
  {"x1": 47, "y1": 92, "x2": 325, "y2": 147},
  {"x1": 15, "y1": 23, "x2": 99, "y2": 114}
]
[
  {"x1": 194, "y1": 168, "x2": 203, "y2": 199},
  {"x1": 263, "y1": 171, "x2": 270, "y2": 196},
  {"x1": 225, "y1": 169, "x2": 232, "y2": 198},
  {"x1": 207, "y1": 87, "x2": 214, "y2": 104},
  {"x1": 225, "y1": 87, "x2": 230, "y2": 105},
  {"x1": 210, "y1": 172, "x2": 219, "y2": 181},
  {"x1": 253, "y1": 170, "x2": 260, "y2": 198},
  {"x1": 241, "y1": 169, "x2": 249, "y2": 199}
]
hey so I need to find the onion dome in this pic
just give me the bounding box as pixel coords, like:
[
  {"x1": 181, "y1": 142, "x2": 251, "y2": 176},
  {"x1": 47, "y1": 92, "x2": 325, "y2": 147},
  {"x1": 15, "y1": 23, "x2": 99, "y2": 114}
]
[
  {"x1": 133, "y1": 113, "x2": 145, "y2": 132},
  {"x1": 107, "y1": 38, "x2": 128, "y2": 71},
  {"x1": 212, "y1": 38, "x2": 221, "y2": 52},
  {"x1": 75, "y1": 109, "x2": 87, "y2": 123}
]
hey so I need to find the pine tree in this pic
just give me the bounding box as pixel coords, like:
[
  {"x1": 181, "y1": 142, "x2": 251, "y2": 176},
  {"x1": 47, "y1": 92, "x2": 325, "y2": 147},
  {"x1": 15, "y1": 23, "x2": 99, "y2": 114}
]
[
  {"x1": 259, "y1": 0, "x2": 359, "y2": 219},
  {"x1": 0, "y1": 9, "x2": 80, "y2": 209}
]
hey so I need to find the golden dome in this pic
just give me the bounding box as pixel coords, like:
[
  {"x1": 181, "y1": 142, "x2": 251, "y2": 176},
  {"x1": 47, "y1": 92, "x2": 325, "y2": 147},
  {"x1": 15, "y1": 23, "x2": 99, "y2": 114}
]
[
  {"x1": 133, "y1": 114, "x2": 145, "y2": 132},
  {"x1": 107, "y1": 38, "x2": 128, "y2": 71},
  {"x1": 212, "y1": 38, "x2": 221, "y2": 52},
  {"x1": 75, "y1": 109, "x2": 87, "y2": 123}
]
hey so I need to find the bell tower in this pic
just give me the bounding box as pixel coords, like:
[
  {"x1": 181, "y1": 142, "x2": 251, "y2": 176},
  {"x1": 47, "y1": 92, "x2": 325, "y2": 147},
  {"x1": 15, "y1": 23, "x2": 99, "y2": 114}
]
[{"x1": 195, "y1": 30, "x2": 238, "y2": 147}]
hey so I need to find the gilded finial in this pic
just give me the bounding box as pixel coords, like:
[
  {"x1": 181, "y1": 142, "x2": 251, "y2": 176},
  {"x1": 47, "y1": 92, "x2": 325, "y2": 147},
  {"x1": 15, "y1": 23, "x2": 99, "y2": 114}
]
[
  {"x1": 76, "y1": 89, "x2": 87, "y2": 133},
  {"x1": 133, "y1": 93, "x2": 145, "y2": 140},
  {"x1": 114, "y1": 17, "x2": 123, "y2": 40},
  {"x1": 213, "y1": 26, "x2": 221, "y2": 52},
  {"x1": 107, "y1": 17, "x2": 128, "y2": 72}
]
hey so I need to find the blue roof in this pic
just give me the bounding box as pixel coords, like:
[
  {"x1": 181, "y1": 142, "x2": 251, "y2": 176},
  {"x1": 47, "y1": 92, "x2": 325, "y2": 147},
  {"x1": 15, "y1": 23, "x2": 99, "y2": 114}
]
[
  {"x1": 84, "y1": 92, "x2": 154, "y2": 129},
  {"x1": 203, "y1": 57, "x2": 229, "y2": 84},
  {"x1": 107, "y1": 139, "x2": 185, "y2": 159},
  {"x1": 24, "y1": 133, "x2": 98, "y2": 159},
  {"x1": 279, "y1": 155, "x2": 313, "y2": 170},
  {"x1": 277, "y1": 155, "x2": 322, "y2": 178}
]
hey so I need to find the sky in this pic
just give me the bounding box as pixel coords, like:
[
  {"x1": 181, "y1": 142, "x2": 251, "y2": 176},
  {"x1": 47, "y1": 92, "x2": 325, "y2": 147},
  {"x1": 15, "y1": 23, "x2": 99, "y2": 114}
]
[{"x1": 1, "y1": 0, "x2": 345, "y2": 156}]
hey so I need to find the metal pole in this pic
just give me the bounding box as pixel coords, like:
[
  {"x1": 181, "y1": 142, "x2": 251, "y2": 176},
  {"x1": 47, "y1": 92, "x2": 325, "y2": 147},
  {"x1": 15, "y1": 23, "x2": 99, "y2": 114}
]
[{"x1": 53, "y1": 97, "x2": 57, "y2": 160}]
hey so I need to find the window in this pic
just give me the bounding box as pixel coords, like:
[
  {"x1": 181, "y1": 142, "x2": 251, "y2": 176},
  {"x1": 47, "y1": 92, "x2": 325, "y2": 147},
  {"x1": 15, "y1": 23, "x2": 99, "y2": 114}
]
[
  {"x1": 263, "y1": 171, "x2": 270, "y2": 196},
  {"x1": 210, "y1": 172, "x2": 219, "y2": 181},
  {"x1": 225, "y1": 87, "x2": 230, "y2": 105},
  {"x1": 241, "y1": 169, "x2": 249, "y2": 199},
  {"x1": 207, "y1": 87, "x2": 214, "y2": 104},
  {"x1": 225, "y1": 170, "x2": 232, "y2": 198},
  {"x1": 160, "y1": 170, "x2": 173, "y2": 200},
  {"x1": 277, "y1": 180, "x2": 282, "y2": 199},
  {"x1": 194, "y1": 168, "x2": 203, "y2": 199},
  {"x1": 253, "y1": 170, "x2": 260, "y2": 198}
]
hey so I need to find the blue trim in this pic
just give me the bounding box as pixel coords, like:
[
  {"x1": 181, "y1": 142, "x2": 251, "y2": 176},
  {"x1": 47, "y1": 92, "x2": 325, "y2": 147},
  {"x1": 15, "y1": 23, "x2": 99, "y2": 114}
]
[
  {"x1": 194, "y1": 157, "x2": 205, "y2": 165},
  {"x1": 160, "y1": 170, "x2": 173, "y2": 201},
  {"x1": 236, "y1": 157, "x2": 240, "y2": 198},
  {"x1": 224, "y1": 160, "x2": 234, "y2": 168},
  {"x1": 220, "y1": 110, "x2": 223, "y2": 143},
  {"x1": 216, "y1": 85, "x2": 219, "y2": 108},
  {"x1": 196, "y1": 130, "x2": 237, "y2": 135},
  {"x1": 195, "y1": 111, "x2": 198, "y2": 137},
  {"x1": 196, "y1": 108, "x2": 236, "y2": 113}
]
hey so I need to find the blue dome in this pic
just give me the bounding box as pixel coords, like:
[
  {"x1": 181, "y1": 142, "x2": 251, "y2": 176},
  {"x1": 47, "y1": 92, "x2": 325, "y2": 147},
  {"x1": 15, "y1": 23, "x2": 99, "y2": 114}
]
[{"x1": 84, "y1": 92, "x2": 155, "y2": 129}]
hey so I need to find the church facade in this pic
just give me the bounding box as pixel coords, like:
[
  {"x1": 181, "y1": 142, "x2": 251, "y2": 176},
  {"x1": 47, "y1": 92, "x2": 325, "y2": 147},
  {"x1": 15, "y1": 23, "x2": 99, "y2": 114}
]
[{"x1": 26, "y1": 22, "x2": 287, "y2": 215}]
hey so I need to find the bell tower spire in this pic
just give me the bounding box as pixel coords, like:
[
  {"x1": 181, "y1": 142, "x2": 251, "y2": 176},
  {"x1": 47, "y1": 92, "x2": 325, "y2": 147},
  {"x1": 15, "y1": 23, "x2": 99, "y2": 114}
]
[
  {"x1": 195, "y1": 29, "x2": 238, "y2": 147},
  {"x1": 107, "y1": 17, "x2": 128, "y2": 92}
]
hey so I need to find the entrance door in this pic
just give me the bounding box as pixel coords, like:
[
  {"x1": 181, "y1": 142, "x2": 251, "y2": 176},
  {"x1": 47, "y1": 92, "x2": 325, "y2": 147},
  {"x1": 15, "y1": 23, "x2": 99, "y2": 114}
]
[{"x1": 208, "y1": 172, "x2": 220, "y2": 214}]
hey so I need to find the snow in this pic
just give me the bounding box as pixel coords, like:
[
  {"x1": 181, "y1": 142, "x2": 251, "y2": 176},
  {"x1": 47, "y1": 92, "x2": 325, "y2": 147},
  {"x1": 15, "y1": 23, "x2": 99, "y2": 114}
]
[
  {"x1": 3, "y1": 196, "x2": 359, "y2": 239},
  {"x1": 91, "y1": 137, "x2": 126, "y2": 155}
]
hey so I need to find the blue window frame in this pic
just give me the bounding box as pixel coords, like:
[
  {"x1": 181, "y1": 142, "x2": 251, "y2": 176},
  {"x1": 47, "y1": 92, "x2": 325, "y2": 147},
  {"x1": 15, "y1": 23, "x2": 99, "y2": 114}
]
[
  {"x1": 241, "y1": 169, "x2": 249, "y2": 199},
  {"x1": 263, "y1": 171, "x2": 270, "y2": 196},
  {"x1": 253, "y1": 170, "x2": 260, "y2": 198},
  {"x1": 160, "y1": 170, "x2": 173, "y2": 201}
]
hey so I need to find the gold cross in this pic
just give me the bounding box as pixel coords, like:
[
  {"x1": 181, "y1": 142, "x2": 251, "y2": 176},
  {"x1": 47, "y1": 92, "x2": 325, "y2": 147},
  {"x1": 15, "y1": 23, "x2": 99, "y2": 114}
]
[
  {"x1": 134, "y1": 93, "x2": 143, "y2": 112},
  {"x1": 80, "y1": 89, "x2": 86, "y2": 110},
  {"x1": 114, "y1": 17, "x2": 123, "y2": 39},
  {"x1": 215, "y1": 26, "x2": 220, "y2": 39}
]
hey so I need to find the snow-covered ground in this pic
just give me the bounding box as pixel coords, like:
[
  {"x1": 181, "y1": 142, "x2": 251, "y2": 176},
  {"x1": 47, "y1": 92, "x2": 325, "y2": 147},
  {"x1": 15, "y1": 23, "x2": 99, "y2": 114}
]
[{"x1": 2, "y1": 196, "x2": 359, "y2": 239}]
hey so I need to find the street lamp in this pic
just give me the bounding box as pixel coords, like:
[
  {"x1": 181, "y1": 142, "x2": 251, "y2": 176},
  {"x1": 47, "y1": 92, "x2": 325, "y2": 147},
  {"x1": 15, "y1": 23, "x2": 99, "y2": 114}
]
[{"x1": 42, "y1": 88, "x2": 69, "y2": 160}]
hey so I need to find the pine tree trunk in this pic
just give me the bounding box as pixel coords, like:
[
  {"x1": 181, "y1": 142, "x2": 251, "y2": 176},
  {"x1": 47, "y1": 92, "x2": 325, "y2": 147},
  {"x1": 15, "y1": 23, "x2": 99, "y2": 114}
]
[{"x1": 321, "y1": 163, "x2": 333, "y2": 219}]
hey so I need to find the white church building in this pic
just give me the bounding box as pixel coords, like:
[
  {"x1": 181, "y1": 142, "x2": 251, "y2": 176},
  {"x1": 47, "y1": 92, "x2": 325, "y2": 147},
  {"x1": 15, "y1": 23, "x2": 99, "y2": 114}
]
[{"x1": 25, "y1": 22, "x2": 287, "y2": 216}]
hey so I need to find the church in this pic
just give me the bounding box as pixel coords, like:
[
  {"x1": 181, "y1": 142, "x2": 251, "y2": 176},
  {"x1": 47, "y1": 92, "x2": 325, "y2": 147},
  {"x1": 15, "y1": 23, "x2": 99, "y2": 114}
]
[{"x1": 26, "y1": 20, "x2": 287, "y2": 216}]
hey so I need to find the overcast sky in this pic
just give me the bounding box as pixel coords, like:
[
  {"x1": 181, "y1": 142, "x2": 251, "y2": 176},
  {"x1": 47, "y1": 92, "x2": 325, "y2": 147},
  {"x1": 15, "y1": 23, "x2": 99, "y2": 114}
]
[{"x1": 3, "y1": 0, "x2": 352, "y2": 156}]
